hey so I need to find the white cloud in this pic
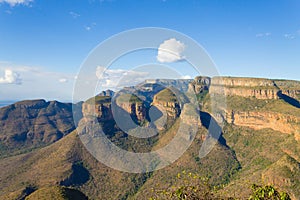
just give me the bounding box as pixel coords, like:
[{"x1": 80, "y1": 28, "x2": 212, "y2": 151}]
[
  {"x1": 157, "y1": 38, "x2": 186, "y2": 63},
  {"x1": 0, "y1": 0, "x2": 33, "y2": 6},
  {"x1": 59, "y1": 78, "x2": 68, "y2": 83},
  {"x1": 256, "y1": 32, "x2": 271, "y2": 37},
  {"x1": 0, "y1": 69, "x2": 22, "y2": 84},
  {"x1": 0, "y1": 63, "x2": 76, "y2": 101},
  {"x1": 284, "y1": 33, "x2": 295, "y2": 40},
  {"x1": 96, "y1": 66, "x2": 149, "y2": 89},
  {"x1": 180, "y1": 75, "x2": 192, "y2": 79},
  {"x1": 69, "y1": 11, "x2": 80, "y2": 19}
]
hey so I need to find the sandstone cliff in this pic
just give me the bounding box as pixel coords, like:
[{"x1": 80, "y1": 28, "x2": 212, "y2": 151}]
[
  {"x1": 274, "y1": 80, "x2": 300, "y2": 101},
  {"x1": 188, "y1": 76, "x2": 210, "y2": 94},
  {"x1": 151, "y1": 88, "x2": 181, "y2": 119},
  {"x1": 115, "y1": 94, "x2": 146, "y2": 122},
  {"x1": 82, "y1": 94, "x2": 147, "y2": 123},
  {"x1": 209, "y1": 77, "x2": 280, "y2": 99},
  {"x1": 82, "y1": 96, "x2": 113, "y2": 120},
  {"x1": 224, "y1": 110, "x2": 300, "y2": 141}
]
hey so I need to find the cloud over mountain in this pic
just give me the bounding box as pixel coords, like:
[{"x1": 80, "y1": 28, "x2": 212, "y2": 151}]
[
  {"x1": 96, "y1": 66, "x2": 149, "y2": 89},
  {"x1": 157, "y1": 38, "x2": 185, "y2": 63}
]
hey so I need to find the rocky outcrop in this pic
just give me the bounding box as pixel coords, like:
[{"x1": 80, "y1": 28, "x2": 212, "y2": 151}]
[
  {"x1": 188, "y1": 76, "x2": 210, "y2": 93},
  {"x1": 152, "y1": 88, "x2": 181, "y2": 119},
  {"x1": 224, "y1": 110, "x2": 300, "y2": 140},
  {"x1": 97, "y1": 89, "x2": 115, "y2": 97},
  {"x1": 0, "y1": 99, "x2": 77, "y2": 150},
  {"x1": 211, "y1": 77, "x2": 275, "y2": 87},
  {"x1": 82, "y1": 94, "x2": 147, "y2": 122},
  {"x1": 82, "y1": 96, "x2": 113, "y2": 120},
  {"x1": 204, "y1": 77, "x2": 300, "y2": 101},
  {"x1": 143, "y1": 79, "x2": 192, "y2": 92},
  {"x1": 115, "y1": 94, "x2": 146, "y2": 122},
  {"x1": 209, "y1": 77, "x2": 280, "y2": 99},
  {"x1": 274, "y1": 80, "x2": 300, "y2": 101},
  {"x1": 210, "y1": 86, "x2": 279, "y2": 99}
]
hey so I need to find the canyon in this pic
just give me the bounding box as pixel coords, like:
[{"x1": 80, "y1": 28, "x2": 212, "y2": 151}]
[{"x1": 0, "y1": 76, "x2": 300, "y2": 199}]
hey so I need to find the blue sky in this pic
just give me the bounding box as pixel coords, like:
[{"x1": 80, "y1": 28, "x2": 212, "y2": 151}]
[{"x1": 0, "y1": 0, "x2": 300, "y2": 101}]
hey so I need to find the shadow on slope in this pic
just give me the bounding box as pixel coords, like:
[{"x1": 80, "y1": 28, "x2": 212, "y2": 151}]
[
  {"x1": 277, "y1": 91, "x2": 300, "y2": 109},
  {"x1": 199, "y1": 111, "x2": 228, "y2": 147},
  {"x1": 60, "y1": 162, "x2": 90, "y2": 187}
]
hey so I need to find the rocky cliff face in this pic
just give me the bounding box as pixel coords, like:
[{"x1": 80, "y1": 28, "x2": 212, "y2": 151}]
[
  {"x1": 224, "y1": 110, "x2": 300, "y2": 140},
  {"x1": 0, "y1": 99, "x2": 77, "y2": 151},
  {"x1": 143, "y1": 79, "x2": 192, "y2": 92},
  {"x1": 197, "y1": 77, "x2": 300, "y2": 143},
  {"x1": 115, "y1": 94, "x2": 146, "y2": 122},
  {"x1": 151, "y1": 88, "x2": 181, "y2": 119},
  {"x1": 188, "y1": 76, "x2": 211, "y2": 94},
  {"x1": 209, "y1": 77, "x2": 280, "y2": 99},
  {"x1": 204, "y1": 77, "x2": 300, "y2": 101},
  {"x1": 97, "y1": 89, "x2": 115, "y2": 97},
  {"x1": 210, "y1": 86, "x2": 279, "y2": 99},
  {"x1": 274, "y1": 80, "x2": 300, "y2": 102},
  {"x1": 82, "y1": 96, "x2": 113, "y2": 120},
  {"x1": 82, "y1": 94, "x2": 147, "y2": 123}
]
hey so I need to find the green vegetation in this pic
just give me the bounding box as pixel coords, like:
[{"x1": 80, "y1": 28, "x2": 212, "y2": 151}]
[
  {"x1": 220, "y1": 124, "x2": 300, "y2": 199},
  {"x1": 150, "y1": 171, "x2": 216, "y2": 200},
  {"x1": 204, "y1": 94, "x2": 300, "y2": 116},
  {"x1": 249, "y1": 184, "x2": 291, "y2": 200},
  {"x1": 150, "y1": 171, "x2": 291, "y2": 200},
  {"x1": 155, "y1": 88, "x2": 178, "y2": 102},
  {"x1": 116, "y1": 93, "x2": 143, "y2": 103},
  {"x1": 85, "y1": 95, "x2": 111, "y2": 104},
  {"x1": 196, "y1": 90, "x2": 209, "y2": 103}
]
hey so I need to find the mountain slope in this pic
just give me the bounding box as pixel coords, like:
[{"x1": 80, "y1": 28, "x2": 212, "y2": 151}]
[
  {"x1": 0, "y1": 99, "x2": 82, "y2": 158},
  {"x1": 0, "y1": 76, "x2": 300, "y2": 199}
]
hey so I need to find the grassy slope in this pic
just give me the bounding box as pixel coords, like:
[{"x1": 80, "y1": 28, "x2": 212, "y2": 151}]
[
  {"x1": 0, "y1": 117, "x2": 240, "y2": 200},
  {"x1": 218, "y1": 125, "x2": 300, "y2": 199},
  {"x1": 132, "y1": 124, "x2": 240, "y2": 199},
  {"x1": 25, "y1": 186, "x2": 88, "y2": 200},
  {"x1": 0, "y1": 131, "x2": 149, "y2": 200},
  {"x1": 116, "y1": 94, "x2": 143, "y2": 103},
  {"x1": 204, "y1": 93, "x2": 300, "y2": 116},
  {"x1": 154, "y1": 88, "x2": 178, "y2": 102},
  {"x1": 85, "y1": 96, "x2": 111, "y2": 104}
]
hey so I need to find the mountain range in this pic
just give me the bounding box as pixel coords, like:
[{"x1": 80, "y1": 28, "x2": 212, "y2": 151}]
[{"x1": 0, "y1": 76, "x2": 299, "y2": 199}]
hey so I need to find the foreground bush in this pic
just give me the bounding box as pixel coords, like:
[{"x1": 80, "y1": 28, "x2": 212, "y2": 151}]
[{"x1": 150, "y1": 171, "x2": 291, "y2": 200}]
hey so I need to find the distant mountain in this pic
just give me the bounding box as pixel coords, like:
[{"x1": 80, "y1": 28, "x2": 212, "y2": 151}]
[
  {"x1": 0, "y1": 101, "x2": 17, "y2": 108},
  {"x1": 0, "y1": 99, "x2": 82, "y2": 157}
]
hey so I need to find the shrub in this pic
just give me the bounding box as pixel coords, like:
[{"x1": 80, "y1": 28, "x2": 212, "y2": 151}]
[{"x1": 248, "y1": 184, "x2": 291, "y2": 200}]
